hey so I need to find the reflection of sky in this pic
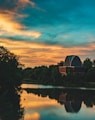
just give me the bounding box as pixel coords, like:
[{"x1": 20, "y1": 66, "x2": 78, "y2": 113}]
[
  {"x1": 20, "y1": 90, "x2": 95, "y2": 120},
  {"x1": 21, "y1": 84, "x2": 55, "y2": 89},
  {"x1": 21, "y1": 84, "x2": 95, "y2": 90},
  {"x1": 1, "y1": 0, "x2": 95, "y2": 67}
]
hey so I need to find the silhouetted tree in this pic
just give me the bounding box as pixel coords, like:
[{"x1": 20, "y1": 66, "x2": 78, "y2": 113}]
[
  {"x1": 85, "y1": 67, "x2": 95, "y2": 82},
  {"x1": 0, "y1": 46, "x2": 23, "y2": 120},
  {"x1": 83, "y1": 58, "x2": 92, "y2": 70},
  {"x1": 92, "y1": 59, "x2": 95, "y2": 67},
  {"x1": 0, "y1": 46, "x2": 22, "y2": 90},
  {"x1": 58, "y1": 61, "x2": 64, "y2": 66}
]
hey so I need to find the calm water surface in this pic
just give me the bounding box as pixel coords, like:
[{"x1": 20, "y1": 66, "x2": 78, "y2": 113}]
[{"x1": 20, "y1": 84, "x2": 95, "y2": 120}]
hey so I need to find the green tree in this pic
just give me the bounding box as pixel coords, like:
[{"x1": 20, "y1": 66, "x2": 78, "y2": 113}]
[
  {"x1": 0, "y1": 46, "x2": 22, "y2": 89},
  {"x1": 92, "y1": 59, "x2": 95, "y2": 67},
  {"x1": 48, "y1": 65, "x2": 62, "y2": 85},
  {"x1": 83, "y1": 58, "x2": 92, "y2": 70},
  {"x1": 58, "y1": 61, "x2": 64, "y2": 66},
  {"x1": 85, "y1": 67, "x2": 95, "y2": 82}
]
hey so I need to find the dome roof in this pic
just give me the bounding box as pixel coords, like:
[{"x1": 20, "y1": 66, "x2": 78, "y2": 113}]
[{"x1": 64, "y1": 55, "x2": 82, "y2": 67}]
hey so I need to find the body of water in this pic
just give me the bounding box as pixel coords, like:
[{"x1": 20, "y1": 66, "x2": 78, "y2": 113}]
[
  {"x1": 20, "y1": 84, "x2": 95, "y2": 120},
  {"x1": 0, "y1": 84, "x2": 95, "y2": 120}
]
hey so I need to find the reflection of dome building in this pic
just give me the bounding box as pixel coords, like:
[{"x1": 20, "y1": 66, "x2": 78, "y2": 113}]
[
  {"x1": 64, "y1": 101, "x2": 82, "y2": 113},
  {"x1": 59, "y1": 55, "x2": 85, "y2": 75}
]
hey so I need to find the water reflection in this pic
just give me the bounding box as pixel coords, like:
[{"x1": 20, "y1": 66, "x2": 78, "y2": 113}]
[
  {"x1": 24, "y1": 88, "x2": 95, "y2": 113},
  {"x1": 20, "y1": 84, "x2": 95, "y2": 120},
  {"x1": 1, "y1": 84, "x2": 95, "y2": 120},
  {"x1": 0, "y1": 88, "x2": 23, "y2": 120}
]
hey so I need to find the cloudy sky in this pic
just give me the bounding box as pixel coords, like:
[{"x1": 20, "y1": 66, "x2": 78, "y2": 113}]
[{"x1": 0, "y1": 0, "x2": 95, "y2": 67}]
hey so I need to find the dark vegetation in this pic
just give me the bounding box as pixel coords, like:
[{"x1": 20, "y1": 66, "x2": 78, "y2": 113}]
[
  {"x1": 0, "y1": 88, "x2": 23, "y2": 120},
  {"x1": 0, "y1": 46, "x2": 23, "y2": 90},
  {"x1": 0, "y1": 46, "x2": 95, "y2": 88},
  {"x1": 0, "y1": 46, "x2": 94, "y2": 118},
  {"x1": 23, "y1": 58, "x2": 95, "y2": 87},
  {"x1": 0, "y1": 46, "x2": 23, "y2": 119},
  {"x1": 23, "y1": 65, "x2": 62, "y2": 85}
]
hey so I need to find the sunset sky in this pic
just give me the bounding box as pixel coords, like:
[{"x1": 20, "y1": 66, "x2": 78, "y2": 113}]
[{"x1": 0, "y1": 0, "x2": 95, "y2": 67}]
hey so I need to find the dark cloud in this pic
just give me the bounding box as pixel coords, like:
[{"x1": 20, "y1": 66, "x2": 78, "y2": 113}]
[
  {"x1": 0, "y1": 0, "x2": 15, "y2": 10},
  {"x1": 0, "y1": 0, "x2": 35, "y2": 11},
  {"x1": 0, "y1": 0, "x2": 21, "y2": 11}
]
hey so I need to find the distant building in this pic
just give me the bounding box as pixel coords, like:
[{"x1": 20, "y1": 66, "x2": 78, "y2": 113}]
[
  {"x1": 64, "y1": 55, "x2": 82, "y2": 67},
  {"x1": 59, "y1": 55, "x2": 86, "y2": 76}
]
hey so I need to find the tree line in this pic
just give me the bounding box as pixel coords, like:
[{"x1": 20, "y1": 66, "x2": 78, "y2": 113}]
[
  {"x1": 23, "y1": 57, "x2": 95, "y2": 86},
  {"x1": 23, "y1": 65, "x2": 62, "y2": 85},
  {"x1": 0, "y1": 46, "x2": 95, "y2": 88}
]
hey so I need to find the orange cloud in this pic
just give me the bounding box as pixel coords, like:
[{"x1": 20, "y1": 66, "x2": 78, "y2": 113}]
[
  {"x1": 0, "y1": 13, "x2": 41, "y2": 38},
  {"x1": 0, "y1": 39, "x2": 95, "y2": 67}
]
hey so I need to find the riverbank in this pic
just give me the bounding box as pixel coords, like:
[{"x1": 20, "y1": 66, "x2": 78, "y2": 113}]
[{"x1": 22, "y1": 79, "x2": 95, "y2": 89}]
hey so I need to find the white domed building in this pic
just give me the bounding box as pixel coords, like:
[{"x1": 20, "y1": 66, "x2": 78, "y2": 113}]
[{"x1": 59, "y1": 55, "x2": 85, "y2": 76}]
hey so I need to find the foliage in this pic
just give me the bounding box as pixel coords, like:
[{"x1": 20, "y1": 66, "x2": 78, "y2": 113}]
[
  {"x1": 23, "y1": 65, "x2": 63, "y2": 85},
  {"x1": 22, "y1": 57, "x2": 95, "y2": 86},
  {"x1": 85, "y1": 67, "x2": 95, "y2": 82},
  {"x1": 0, "y1": 46, "x2": 23, "y2": 120},
  {"x1": 92, "y1": 59, "x2": 95, "y2": 67},
  {"x1": 18, "y1": 54, "x2": 94, "y2": 85},
  {"x1": 83, "y1": 58, "x2": 92, "y2": 70},
  {"x1": 58, "y1": 61, "x2": 64, "y2": 66},
  {"x1": 0, "y1": 46, "x2": 22, "y2": 89}
]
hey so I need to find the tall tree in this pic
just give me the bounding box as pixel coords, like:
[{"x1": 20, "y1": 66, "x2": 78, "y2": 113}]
[
  {"x1": 92, "y1": 59, "x2": 95, "y2": 67},
  {"x1": 0, "y1": 46, "x2": 22, "y2": 89},
  {"x1": 83, "y1": 58, "x2": 92, "y2": 70}
]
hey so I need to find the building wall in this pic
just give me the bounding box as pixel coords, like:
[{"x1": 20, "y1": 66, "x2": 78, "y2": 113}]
[
  {"x1": 59, "y1": 66, "x2": 86, "y2": 76},
  {"x1": 59, "y1": 55, "x2": 84, "y2": 76},
  {"x1": 59, "y1": 66, "x2": 67, "y2": 76}
]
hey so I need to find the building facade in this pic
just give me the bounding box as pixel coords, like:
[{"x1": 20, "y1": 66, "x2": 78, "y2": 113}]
[{"x1": 59, "y1": 55, "x2": 85, "y2": 76}]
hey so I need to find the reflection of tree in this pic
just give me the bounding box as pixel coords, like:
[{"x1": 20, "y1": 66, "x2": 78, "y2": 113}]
[
  {"x1": 25, "y1": 88, "x2": 95, "y2": 113},
  {"x1": 83, "y1": 92, "x2": 95, "y2": 107},
  {"x1": 0, "y1": 88, "x2": 23, "y2": 120}
]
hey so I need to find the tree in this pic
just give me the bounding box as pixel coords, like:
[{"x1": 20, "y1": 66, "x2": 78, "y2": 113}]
[
  {"x1": 83, "y1": 58, "x2": 92, "y2": 70},
  {"x1": 0, "y1": 46, "x2": 22, "y2": 89},
  {"x1": 58, "y1": 61, "x2": 64, "y2": 66},
  {"x1": 92, "y1": 59, "x2": 95, "y2": 67},
  {"x1": 85, "y1": 67, "x2": 95, "y2": 82}
]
